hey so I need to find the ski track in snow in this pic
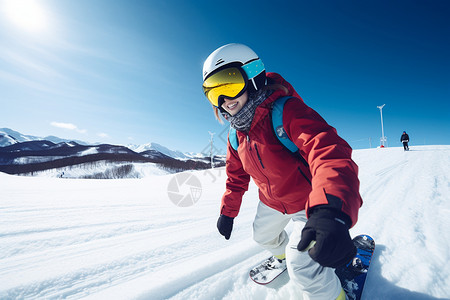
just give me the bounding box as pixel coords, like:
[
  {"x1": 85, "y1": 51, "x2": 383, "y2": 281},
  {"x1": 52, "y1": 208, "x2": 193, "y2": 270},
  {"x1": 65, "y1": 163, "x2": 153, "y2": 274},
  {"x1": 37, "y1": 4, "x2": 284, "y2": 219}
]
[{"x1": 0, "y1": 145, "x2": 449, "y2": 299}]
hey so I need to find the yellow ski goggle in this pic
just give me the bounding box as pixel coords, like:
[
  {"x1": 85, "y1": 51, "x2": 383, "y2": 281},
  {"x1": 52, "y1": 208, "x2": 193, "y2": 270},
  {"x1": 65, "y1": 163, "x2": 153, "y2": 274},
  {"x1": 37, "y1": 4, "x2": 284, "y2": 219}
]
[{"x1": 202, "y1": 66, "x2": 247, "y2": 108}]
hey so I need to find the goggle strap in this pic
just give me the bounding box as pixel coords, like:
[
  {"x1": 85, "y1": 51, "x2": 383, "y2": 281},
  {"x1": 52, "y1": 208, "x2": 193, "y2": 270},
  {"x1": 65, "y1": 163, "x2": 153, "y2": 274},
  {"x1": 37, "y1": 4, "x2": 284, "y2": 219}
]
[{"x1": 242, "y1": 59, "x2": 264, "y2": 80}]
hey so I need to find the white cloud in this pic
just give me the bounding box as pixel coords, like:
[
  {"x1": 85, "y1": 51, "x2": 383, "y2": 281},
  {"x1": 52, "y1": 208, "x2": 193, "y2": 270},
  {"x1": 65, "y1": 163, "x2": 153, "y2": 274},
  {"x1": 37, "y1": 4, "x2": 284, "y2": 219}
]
[
  {"x1": 97, "y1": 132, "x2": 109, "y2": 138},
  {"x1": 50, "y1": 122, "x2": 86, "y2": 134},
  {"x1": 50, "y1": 122, "x2": 76, "y2": 130}
]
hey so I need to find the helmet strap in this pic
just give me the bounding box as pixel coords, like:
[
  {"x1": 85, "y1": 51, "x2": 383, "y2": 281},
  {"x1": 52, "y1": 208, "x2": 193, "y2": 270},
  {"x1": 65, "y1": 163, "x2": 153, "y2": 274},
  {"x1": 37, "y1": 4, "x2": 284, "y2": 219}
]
[{"x1": 250, "y1": 78, "x2": 258, "y2": 91}]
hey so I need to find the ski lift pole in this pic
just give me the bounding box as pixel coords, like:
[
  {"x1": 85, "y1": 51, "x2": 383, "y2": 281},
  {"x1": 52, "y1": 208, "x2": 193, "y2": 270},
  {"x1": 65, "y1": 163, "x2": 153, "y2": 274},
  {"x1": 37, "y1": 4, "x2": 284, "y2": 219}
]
[
  {"x1": 208, "y1": 131, "x2": 215, "y2": 168},
  {"x1": 377, "y1": 104, "x2": 386, "y2": 147}
]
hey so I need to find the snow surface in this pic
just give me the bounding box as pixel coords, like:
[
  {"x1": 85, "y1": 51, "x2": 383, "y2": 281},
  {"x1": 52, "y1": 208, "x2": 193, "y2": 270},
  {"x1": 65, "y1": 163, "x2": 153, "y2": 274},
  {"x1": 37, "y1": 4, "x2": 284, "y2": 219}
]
[
  {"x1": 78, "y1": 147, "x2": 99, "y2": 156},
  {"x1": 0, "y1": 145, "x2": 449, "y2": 300},
  {"x1": 23, "y1": 161, "x2": 170, "y2": 178},
  {"x1": 13, "y1": 156, "x2": 67, "y2": 165}
]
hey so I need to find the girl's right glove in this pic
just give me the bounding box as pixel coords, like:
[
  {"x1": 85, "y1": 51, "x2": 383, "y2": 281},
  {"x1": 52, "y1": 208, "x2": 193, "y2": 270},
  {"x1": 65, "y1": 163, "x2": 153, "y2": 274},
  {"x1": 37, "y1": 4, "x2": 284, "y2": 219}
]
[
  {"x1": 217, "y1": 214, "x2": 234, "y2": 240},
  {"x1": 297, "y1": 207, "x2": 356, "y2": 268}
]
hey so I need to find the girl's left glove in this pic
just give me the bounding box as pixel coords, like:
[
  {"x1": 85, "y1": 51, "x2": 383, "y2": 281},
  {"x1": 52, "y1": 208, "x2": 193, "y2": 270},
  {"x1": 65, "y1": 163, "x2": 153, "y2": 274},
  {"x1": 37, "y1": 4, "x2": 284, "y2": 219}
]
[{"x1": 297, "y1": 207, "x2": 356, "y2": 268}]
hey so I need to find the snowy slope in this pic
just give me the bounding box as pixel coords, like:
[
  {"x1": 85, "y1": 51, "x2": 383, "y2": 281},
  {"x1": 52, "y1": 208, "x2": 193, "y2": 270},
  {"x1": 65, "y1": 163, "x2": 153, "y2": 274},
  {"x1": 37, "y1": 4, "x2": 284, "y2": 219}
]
[
  {"x1": 25, "y1": 161, "x2": 171, "y2": 178},
  {"x1": 0, "y1": 145, "x2": 449, "y2": 299}
]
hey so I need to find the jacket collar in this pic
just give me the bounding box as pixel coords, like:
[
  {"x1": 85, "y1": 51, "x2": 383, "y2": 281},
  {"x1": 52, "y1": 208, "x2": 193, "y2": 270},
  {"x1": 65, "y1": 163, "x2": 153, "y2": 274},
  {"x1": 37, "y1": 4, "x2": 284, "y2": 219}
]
[{"x1": 249, "y1": 72, "x2": 299, "y2": 132}]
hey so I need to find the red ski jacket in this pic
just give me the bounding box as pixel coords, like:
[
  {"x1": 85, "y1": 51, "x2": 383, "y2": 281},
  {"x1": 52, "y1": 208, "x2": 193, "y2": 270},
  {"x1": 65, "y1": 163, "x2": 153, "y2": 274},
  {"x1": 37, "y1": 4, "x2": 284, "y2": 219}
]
[{"x1": 220, "y1": 73, "x2": 362, "y2": 226}]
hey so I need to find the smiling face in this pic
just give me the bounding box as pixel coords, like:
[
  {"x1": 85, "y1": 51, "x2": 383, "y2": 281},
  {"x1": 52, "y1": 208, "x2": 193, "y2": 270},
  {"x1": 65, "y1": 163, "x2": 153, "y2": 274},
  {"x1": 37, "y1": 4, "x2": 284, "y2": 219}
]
[{"x1": 220, "y1": 91, "x2": 248, "y2": 116}]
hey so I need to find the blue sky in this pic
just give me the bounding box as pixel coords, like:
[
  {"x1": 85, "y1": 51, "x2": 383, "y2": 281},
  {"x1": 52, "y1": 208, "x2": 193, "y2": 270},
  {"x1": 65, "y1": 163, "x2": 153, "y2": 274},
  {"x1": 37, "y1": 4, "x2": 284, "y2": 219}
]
[{"x1": 1, "y1": 0, "x2": 449, "y2": 154}]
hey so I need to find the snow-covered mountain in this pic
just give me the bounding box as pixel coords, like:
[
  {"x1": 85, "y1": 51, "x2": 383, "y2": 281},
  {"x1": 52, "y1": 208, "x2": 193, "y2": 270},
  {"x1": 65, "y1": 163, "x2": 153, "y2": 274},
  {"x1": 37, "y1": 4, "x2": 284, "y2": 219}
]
[
  {"x1": 0, "y1": 128, "x2": 40, "y2": 145},
  {"x1": 0, "y1": 128, "x2": 225, "y2": 177},
  {"x1": 0, "y1": 128, "x2": 89, "y2": 147},
  {"x1": 0, "y1": 132, "x2": 17, "y2": 146},
  {"x1": 127, "y1": 142, "x2": 206, "y2": 160},
  {"x1": 0, "y1": 145, "x2": 449, "y2": 299},
  {"x1": 0, "y1": 140, "x2": 219, "y2": 177},
  {"x1": 1, "y1": 128, "x2": 212, "y2": 161}
]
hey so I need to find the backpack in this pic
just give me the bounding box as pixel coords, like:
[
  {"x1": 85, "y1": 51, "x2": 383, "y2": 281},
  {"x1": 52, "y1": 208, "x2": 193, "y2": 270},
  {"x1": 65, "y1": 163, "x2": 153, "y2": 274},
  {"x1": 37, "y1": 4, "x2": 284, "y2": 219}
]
[{"x1": 229, "y1": 96, "x2": 299, "y2": 153}]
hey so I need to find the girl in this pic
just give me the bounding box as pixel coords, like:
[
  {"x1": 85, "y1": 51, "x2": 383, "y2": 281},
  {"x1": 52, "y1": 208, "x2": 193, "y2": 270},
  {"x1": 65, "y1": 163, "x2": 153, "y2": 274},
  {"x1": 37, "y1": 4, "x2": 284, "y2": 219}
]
[{"x1": 202, "y1": 43, "x2": 363, "y2": 300}]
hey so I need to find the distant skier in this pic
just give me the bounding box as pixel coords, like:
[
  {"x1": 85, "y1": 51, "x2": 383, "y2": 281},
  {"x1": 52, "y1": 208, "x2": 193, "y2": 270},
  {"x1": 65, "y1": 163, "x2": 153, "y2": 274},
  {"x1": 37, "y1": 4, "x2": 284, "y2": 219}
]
[
  {"x1": 202, "y1": 43, "x2": 362, "y2": 300},
  {"x1": 401, "y1": 131, "x2": 410, "y2": 151}
]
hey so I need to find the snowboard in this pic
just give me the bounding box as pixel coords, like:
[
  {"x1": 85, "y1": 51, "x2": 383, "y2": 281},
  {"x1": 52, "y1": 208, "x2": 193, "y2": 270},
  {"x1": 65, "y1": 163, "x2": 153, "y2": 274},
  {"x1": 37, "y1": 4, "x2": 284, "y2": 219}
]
[
  {"x1": 335, "y1": 234, "x2": 375, "y2": 300},
  {"x1": 249, "y1": 256, "x2": 287, "y2": 285},
  {"x1": 249, "y1": 234, "x2": 375, "y2": 298}
]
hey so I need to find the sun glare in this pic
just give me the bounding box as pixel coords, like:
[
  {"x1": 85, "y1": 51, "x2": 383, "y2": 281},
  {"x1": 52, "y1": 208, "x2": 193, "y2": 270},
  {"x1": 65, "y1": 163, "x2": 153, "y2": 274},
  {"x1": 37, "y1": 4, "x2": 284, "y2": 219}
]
[{"x1": 3, "y1": 0, "x2": 48, "y2": 33}]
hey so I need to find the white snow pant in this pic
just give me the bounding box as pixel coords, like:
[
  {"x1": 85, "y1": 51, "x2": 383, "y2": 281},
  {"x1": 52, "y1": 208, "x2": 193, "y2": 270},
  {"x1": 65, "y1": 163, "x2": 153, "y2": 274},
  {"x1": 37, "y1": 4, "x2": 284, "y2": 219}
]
[{"x1": 253, "y1": 201, "x2": 342, "y2": 300}]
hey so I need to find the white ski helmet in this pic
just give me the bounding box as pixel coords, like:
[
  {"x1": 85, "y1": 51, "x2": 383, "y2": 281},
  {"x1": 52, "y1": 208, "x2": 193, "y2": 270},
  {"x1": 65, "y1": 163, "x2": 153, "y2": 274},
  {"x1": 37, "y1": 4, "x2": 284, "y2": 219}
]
[{"x1": 202, "y1": 43, "x2": 266, "y2": 97}]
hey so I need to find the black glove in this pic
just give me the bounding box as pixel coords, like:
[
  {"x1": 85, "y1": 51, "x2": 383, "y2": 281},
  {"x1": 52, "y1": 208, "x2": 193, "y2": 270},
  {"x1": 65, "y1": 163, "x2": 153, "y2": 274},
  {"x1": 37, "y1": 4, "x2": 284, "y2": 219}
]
[
  {"x1": 217, "y1": 214, "x2": 234, "y2": 240},
  {"x1": 297, "y1": 207, "x2": 356, "y2": 268}
]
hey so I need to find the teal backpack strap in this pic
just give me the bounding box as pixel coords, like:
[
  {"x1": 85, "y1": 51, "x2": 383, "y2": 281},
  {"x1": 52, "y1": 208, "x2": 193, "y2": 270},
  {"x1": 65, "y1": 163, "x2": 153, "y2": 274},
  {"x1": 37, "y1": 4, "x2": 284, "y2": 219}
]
[
  {"x1": 271, "y1": 96, "x2": 299, "y2": 153},
  {"x1": 229, "y1": 127, "x2": 239, "y2": 151}
]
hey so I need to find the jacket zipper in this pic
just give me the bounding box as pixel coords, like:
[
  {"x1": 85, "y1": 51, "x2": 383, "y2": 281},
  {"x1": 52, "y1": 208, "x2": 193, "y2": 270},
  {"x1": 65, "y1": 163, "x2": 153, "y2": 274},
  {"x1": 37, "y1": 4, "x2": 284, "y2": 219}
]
[
  {"x1": 254, "y1": 144, "x2": 265, "y2": 169},
  {"x1": 247, "y1": 135, "x2": 271, "y2": 191},
  {"x1": 246, "y1": 135, "x2": 286, "y2": 212},
  {"x1": 298, "y1": 167, "x2": 312, "y2": 185}
]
